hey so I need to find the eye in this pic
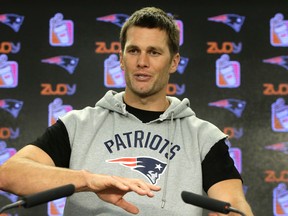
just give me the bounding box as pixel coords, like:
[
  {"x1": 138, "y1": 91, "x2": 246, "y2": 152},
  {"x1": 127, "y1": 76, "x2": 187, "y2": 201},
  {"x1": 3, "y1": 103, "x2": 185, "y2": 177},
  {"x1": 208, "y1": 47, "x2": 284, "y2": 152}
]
[
  {"x1": 127, "y1": 48, "x2": 139, "y2": 55},
  {"x1": 149, "y1": 50, "x2": 161, "y2": 56}
]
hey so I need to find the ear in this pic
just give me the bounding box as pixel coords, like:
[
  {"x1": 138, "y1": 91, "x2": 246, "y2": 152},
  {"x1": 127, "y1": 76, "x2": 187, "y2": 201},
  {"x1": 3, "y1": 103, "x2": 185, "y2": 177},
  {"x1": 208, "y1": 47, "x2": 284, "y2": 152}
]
[
  {"x1": 119, "y1": 50, "x2": 124, "y2": 70},
  {"x1": 169, "y1": 53, "x2": 180, "y2": 74}
]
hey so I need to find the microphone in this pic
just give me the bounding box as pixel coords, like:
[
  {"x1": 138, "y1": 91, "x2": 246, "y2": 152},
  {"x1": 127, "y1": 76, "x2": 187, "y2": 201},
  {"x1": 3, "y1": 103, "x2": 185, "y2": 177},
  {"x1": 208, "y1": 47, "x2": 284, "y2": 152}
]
[
  {"x1": 181, "y1": 191, "x2": 246, "y2": 216},
  {"x1": 0, "y1": 184, "x2": 75, "y2": 213}
]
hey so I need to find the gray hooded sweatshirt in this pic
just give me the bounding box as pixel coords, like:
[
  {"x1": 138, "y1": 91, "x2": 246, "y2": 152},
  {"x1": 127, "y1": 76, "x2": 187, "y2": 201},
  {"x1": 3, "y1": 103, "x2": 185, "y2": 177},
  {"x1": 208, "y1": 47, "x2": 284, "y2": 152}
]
[{"x1": 60, "y1": 90, "x2": 227, "y2": 216}]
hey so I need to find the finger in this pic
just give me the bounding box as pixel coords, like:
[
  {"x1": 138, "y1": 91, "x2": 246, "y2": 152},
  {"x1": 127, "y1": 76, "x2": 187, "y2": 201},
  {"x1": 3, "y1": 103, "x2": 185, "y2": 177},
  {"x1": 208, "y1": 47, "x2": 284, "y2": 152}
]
[
  {"x1": 114, "y1": 197, "x2": 139, "y2": 214},
  {"x1": 111, "y1": 176, "x2": 160, "y2": 196},
  {"x1": 122, "y1": 177, "x2": 160, "y2": 196},
  {"x1": 110, "y1": 176, "x2": 130, "y2": 191},
  {"x1": 132, "y1": 179, "x2": 161, "y2": 194},
  {"x1": 149, "y1": 184, "x2": 161, "y2": 191},
  {"x1": 129, "y1": 181, "x2": 155, "y2": 196}
]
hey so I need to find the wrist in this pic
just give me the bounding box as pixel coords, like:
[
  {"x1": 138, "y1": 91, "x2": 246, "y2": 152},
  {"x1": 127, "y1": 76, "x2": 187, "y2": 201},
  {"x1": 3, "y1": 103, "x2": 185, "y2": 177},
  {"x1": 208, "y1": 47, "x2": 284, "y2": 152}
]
[{"x1": 75, "y1": 169, "x2": 92, "y2": 192}]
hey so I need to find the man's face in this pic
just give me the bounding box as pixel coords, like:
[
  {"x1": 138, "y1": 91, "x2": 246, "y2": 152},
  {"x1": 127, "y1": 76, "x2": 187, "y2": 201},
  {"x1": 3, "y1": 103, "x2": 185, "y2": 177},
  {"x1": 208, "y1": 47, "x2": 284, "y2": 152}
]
[{"x1": 120, "y1": 26, "x2": 180, "y2": 99}]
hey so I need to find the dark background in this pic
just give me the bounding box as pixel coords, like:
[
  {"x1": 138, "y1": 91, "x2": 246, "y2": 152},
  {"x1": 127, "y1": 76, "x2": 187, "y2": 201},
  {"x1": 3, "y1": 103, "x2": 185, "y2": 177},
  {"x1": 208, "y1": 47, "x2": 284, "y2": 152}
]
[{"x1": 1, "y1": 0, "x2": 288, "y2": 215}]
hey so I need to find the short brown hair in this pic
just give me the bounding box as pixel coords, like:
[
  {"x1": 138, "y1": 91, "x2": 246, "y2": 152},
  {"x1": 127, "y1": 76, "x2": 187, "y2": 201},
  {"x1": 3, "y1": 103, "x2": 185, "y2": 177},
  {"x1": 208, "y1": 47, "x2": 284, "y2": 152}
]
[{"x1": 120, "y1": 7, "x2": 180, "y2": 56}]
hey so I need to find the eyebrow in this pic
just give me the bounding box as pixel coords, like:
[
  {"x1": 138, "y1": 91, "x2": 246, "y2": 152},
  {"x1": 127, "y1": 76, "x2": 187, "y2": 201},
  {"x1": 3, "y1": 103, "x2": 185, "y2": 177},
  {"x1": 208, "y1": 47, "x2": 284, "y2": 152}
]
[{"x1": 125, "y1": 44, "x2": 165, "y2": 52}]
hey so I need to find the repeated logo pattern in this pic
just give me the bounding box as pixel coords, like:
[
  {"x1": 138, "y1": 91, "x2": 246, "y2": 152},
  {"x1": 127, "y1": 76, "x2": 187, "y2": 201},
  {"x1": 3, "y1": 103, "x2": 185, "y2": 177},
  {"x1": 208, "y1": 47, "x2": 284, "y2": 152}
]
[{"x1": 0, "y1": 4, "x2": 288, "y2": 216}]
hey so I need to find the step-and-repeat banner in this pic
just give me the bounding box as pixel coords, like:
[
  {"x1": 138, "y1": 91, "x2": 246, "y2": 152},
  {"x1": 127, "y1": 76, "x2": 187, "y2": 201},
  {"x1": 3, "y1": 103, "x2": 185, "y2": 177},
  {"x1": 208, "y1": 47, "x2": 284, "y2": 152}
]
[{"x1": 1, "y1": 1, "x2": 288, "y2": 215}]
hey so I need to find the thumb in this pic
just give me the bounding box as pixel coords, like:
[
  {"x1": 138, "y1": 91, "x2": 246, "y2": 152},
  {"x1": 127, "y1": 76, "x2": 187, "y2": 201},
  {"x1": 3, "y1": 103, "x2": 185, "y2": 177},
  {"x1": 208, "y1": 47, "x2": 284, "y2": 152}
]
[{"x1": 114, "y1": 198, "x2": 139, "y2": 214}]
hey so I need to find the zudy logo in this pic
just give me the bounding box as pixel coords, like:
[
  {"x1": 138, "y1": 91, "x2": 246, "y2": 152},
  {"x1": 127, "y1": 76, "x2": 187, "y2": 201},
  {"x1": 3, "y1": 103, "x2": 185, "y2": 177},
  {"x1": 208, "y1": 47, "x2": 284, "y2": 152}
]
[
  {"x1": 0, "y1": 54, "x2": 18, "y2": 88},
  {"x1": 271, "y1": 98, "x2": 288, "y2": 132},
  {"x1": 0, "y1": 41, "x2": 21, "y2": 54},
  {"x1": 40, "y1": 83, "x2": 77, "y2": 96},
  {"x1": 207, "y1": 42, "x2": 242, "y2": 54},
  {"x1": 104, "y1": 54, "x2": 125, "y2": 88},
  {"x1": 270, "y1": 13, "x2": 288, "y2": 47},
  {"x1": 48, "y1": 98, "x2": 72, "y2": 126},
  {"x1": 273, "y1": 183, "x2": 288, "y2": 215},
  {"x1": 49, "y1": 13, "x2": 74, "y2": 47},
  {"x1": 216, "y1": 54, "x2": 240, "y2": 88}
]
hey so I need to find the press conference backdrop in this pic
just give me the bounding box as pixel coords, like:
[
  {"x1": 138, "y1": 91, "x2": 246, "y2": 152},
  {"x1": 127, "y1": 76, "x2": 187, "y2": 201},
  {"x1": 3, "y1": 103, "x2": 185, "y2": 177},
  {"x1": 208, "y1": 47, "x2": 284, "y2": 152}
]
[{"x1": 0, "y1": 0, "x2": 288, "y2": 215}]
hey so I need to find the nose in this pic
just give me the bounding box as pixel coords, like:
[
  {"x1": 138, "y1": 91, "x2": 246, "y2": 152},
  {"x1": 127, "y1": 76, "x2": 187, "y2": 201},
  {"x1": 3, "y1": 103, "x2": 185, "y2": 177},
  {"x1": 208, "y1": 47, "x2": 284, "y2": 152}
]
[{"x1": 137, "y1": 52, "x2": 149, "y2": 68}]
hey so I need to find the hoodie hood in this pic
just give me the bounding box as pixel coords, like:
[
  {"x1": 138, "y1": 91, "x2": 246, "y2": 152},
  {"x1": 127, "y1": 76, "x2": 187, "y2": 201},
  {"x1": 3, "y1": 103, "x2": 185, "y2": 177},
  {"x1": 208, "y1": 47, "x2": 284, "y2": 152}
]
[{"x1": 96, "y1": 90, "x2": 195, "y2": 121}]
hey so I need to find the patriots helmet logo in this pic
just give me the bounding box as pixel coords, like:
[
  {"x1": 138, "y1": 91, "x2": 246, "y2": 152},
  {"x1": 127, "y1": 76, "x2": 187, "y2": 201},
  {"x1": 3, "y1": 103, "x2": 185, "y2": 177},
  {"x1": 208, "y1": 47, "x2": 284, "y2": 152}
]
[
  {"x1": 96, "y1": 14, "x2": 129, "y2": 27},
  {"x1": 208, "y1": 14, "x2": 245, "y2": 32},
  {"x1": 0, "y1": 14, "x2": 24, "y2": 32},
  {"x1": 263, "y1": 56, "x2": 288, "y2": 70},
  {"x1": 106, "y1": 156, "x2": 167, "y2": 184},
  {"x1": 208, "y1": 99, "x2": 246, "y2": 118},
  {"x1": 41, "y1": 55, "x2": 79, "y2": 74},
  {"x1": 0, "y1": 99, "x2": 23, "y2": 118}
]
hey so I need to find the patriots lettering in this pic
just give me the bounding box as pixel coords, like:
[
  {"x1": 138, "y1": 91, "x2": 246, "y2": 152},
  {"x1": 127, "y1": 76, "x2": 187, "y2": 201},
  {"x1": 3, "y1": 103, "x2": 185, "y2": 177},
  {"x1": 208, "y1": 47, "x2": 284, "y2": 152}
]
[{"x1": 103, "y1": 130, "x2": 181, "y2": 159}]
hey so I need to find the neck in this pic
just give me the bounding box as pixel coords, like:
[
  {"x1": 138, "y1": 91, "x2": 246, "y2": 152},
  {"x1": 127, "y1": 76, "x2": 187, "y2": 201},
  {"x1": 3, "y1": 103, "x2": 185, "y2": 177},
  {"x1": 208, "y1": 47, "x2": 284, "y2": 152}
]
[{"x1": 124, "y1": 92, "x2": 170, "y2": 112}]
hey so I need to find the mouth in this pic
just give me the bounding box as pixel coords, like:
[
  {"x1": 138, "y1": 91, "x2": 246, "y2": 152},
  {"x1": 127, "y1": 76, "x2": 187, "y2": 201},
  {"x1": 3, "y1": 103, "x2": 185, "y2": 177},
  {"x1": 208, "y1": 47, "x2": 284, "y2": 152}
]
[{"x1": 134, "y1": 73, "x2": 151, "y2": 81}]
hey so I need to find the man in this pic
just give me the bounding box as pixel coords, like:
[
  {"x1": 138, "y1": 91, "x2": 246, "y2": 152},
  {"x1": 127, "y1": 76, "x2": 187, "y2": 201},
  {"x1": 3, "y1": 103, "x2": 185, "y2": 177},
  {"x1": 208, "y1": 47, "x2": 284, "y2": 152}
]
[{"x1": 0, "y1": 7, "x2": 254, "y2": 216}]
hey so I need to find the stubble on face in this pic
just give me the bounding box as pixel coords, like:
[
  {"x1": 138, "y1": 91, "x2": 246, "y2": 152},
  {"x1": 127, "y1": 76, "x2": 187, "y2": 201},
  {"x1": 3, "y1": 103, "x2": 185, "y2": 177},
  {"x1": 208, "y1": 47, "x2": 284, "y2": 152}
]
[{"x1": 121, "y1": 27, "x2": 176, "y2": 100}]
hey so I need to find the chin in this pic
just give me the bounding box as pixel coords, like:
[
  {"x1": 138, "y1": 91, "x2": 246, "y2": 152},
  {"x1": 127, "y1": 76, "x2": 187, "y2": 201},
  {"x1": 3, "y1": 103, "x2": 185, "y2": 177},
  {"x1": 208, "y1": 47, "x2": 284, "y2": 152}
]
[{"x1": 132, "y1": 89, "x2": 152, "y2": 97}]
